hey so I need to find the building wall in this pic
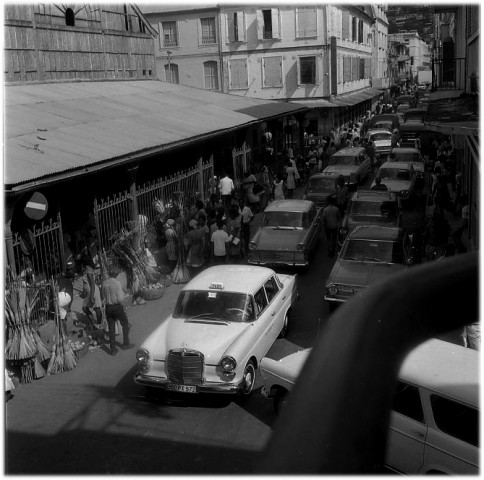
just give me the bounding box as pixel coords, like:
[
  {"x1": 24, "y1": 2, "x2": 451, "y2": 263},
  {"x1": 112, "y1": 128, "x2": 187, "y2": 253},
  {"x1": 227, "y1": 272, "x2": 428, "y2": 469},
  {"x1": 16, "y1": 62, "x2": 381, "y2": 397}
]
[
  {"x1": 4, "y1": 4, "x2": 156, "y2": 83},
  {"x1": 372, "y1": 5, "x2": 390, "y2": 89}
]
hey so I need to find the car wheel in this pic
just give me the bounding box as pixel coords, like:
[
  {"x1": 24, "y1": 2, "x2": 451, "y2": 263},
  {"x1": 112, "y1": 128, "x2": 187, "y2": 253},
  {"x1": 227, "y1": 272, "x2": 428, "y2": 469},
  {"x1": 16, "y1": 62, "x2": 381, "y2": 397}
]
[
  {"x1": 278, "y1": 313, "x2": 289, "y2": 339},
  {"x1": 240, "y1": 361, "x2": 256, "y2": 396},
  {"x1": 274, "y1": 389, "x2": 289, "y2": 414}
]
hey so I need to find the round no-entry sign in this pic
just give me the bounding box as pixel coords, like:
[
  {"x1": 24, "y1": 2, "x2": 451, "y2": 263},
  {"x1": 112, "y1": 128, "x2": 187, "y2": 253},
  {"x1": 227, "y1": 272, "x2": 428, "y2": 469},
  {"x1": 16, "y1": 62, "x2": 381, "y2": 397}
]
[{"x1": 24, "y1": 192, "x2": 48, "y2": 220}]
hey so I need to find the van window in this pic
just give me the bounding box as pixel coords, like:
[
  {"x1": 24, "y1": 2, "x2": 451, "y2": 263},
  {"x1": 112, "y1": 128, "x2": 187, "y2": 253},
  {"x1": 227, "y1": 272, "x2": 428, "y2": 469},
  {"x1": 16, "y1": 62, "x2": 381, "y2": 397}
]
[
  {"x1": 430, "y1": 394, "x2": 479, "y2": 447},
  {"x1": 393, "y1": 381, "x2": 424, "y2": 422}
]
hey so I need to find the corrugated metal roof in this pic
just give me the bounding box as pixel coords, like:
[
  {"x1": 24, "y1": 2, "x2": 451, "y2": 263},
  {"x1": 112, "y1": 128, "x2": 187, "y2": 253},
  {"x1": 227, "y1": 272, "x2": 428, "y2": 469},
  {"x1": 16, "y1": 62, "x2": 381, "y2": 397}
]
[
  {"x1": 290, "y1": 98, "x2": 337, "y2": 109},
  {"x1": 5, "y1": 80, "x2": 306, "y2": 190}
]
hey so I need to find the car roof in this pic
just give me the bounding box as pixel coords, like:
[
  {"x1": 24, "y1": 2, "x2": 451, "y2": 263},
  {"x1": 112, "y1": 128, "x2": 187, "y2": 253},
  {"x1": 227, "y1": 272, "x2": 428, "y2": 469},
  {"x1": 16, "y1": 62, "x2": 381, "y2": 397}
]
[
  {"x1": 380, "y1": 161, "x2": 413, "y2": 169},
  {"x1": 332, "y1": 146, "x2": 366, "y2": 156},
  {"x1": 367, "y1": 129, "x2": 391, "y2": 135},
  {"x1": 399, "y1": 338, "x2": 479, "y2": 406},
  {"x1": 348, "y1": 225, "x2": 404, "y2": 241},
  {"x1": 309, "y1": 172, "x2": 339, "y2": 180},
  {"x1": 264, "y1": 199, "x2": 314, "y2": 213},
  {"x1": 391, "y1": 147, "x2": 420, "y2": 154},
  {"x1": 183, "y1": 265, "x2": 274, "y2": 294},
  {"x1": 351, "y1": 189, "x2": 397, "y2": 202}
]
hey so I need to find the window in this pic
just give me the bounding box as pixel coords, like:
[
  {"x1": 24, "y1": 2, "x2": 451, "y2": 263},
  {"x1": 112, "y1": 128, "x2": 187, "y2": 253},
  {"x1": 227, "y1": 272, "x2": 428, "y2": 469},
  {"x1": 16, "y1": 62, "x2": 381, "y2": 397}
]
[
  {"x1": 162, "y1": 21, "x2": 178, "y2": 47},
  {"x1": 227, "y1": 11, "x2": 246, "y2": 42},
  {"x1": 228, "y1": 59, "x2": 248, "y2": 90},
  {"x1": 296, "y1": 7, "x2": 317, "y2": 37},
  {"x1": 352, "y1": 17, "x2": 357, "y2": 41},
  {"x1": 299, "y1": 56, "x2": 316, "y2": 85},
  {"x1": 164, "y1": 64, "x2": 179, "y2": 84},
  {"x1": 200, "y1": 17, "x2": 216, "y2": 44},
  {"x1": 343, "y1": 56, "x2": 351, "y2": 83},
  {"x1": 65, "y1": 8, "x2": 75, "y2": 26},
  {"x1": 431, "y1": 395, "x2": 479, "y2": 447},
  {"x1": 358, "y1": 20, "x2": 363, "y2": 43},
  {"x1": 204, "y1": 61, "x2": 219, "y2": 90},
  {"x1": 254, "y1": 288, "x2": 268, "y2": 316},
  {"x1": 262, "y1": 56, "x2": 283, "y2": 88},
  {"x1": 257, "y1": 9, "x2": 280, "y2": 40},
  {"x1": 264, "y1": 277, "x2": 280, "y2": 303},
  {"x1": 342, "y1": 11, "x2": 349, "y2": 39}
]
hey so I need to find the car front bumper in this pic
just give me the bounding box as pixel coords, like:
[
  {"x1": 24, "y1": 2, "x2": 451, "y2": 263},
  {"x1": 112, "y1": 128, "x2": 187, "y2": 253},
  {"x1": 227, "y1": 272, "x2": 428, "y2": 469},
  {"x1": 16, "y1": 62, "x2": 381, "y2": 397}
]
[
  {"x1": 134, "y1": 372, "x2": 243, "y2": 394},
  {"x1": 248, "y1": 252, "x2": 308, "y2": 267}
]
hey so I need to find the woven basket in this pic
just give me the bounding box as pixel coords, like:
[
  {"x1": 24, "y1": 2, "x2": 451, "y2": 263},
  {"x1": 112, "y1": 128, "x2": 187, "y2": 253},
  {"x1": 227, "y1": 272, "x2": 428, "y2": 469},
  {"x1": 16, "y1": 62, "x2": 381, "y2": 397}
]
[
  {"x1": 140, "y1": 285, "x2": 165, "y2": 301},
  {"x1": 74, "y1": 338, "x2": 90, "y2": 360}
]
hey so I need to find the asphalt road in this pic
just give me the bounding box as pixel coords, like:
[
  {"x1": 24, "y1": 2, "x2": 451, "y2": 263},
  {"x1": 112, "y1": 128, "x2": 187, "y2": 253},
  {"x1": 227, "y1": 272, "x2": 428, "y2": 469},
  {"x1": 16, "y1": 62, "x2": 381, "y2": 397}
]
[{"x1": 5, "y1": 172, "x2": 461, "y2": 474}]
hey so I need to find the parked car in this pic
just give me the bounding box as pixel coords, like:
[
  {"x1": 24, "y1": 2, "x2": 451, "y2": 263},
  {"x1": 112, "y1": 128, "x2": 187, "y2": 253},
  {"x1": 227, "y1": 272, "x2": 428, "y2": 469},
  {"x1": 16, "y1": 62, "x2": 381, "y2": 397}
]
[
  {"x1": 396, "y1": 94, "x2": 416, "y2": 109},
  {"x1": 366, "y1": 129, "x2": 392, "y2": 160},
  {"x1": 338, "y1": 189, "x2": 402, "y2": 247},
  {"x1": 248, "y1": 199, "x2": 323, "y2": 268},
  {"x1": 260, "y1": 338, "x2": 478, "y2": 475},
  {"x1": 371, "y1": 161, "x2": 416, "y2": 202},
  {"x1": 369, "y1": 114, "x2": 400, "y2": 132},
  {"x1": 134, "y1": 265, "x2": 299, "y2": 395},
  {"x1": 325, "y1": 225, "x2": 416, "y2": 308},
  {"x1": 323, "y1": 146, "x2": 371, "y2": 188},
  {"x1": 403, "y1": 107, "x2": 427, "y2": 123},
  {"x1": 303, "y1": 172, "x2": 338, "y2": 207},
  {"x1": 390, "y1": 147, "x2": 426, "y2": 183}
]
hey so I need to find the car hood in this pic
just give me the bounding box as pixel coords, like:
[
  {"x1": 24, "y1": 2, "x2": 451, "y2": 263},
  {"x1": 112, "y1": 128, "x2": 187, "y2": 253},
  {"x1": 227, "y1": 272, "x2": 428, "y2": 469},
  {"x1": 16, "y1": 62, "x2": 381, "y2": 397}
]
[
  {"x1": 328, "y1": 260, "x2": 407, "y2": 287},
  {"x1": 324, "y1": 165, "x2": 357, "y2": 175},
  {"x1": 143, "y1": 316, "x2": 250, "y2": 364},
  {"x1": 377, "y1": 179, "x2": 412, "y2": 192},
  {"x1": 254, "y1": 228, "x2": 306, "y2": 250}
]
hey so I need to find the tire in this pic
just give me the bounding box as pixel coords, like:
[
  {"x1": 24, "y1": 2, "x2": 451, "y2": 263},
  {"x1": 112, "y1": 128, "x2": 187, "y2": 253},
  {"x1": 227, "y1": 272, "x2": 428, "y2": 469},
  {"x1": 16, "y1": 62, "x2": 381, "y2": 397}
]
[
  {"x1": 274, "y1": 389, "x2": 289, "y2": 414},
  {"x1": 240, "y1": 361, "x2": 256, "y2": 396},
  {"x1": 278, "y1": 313, "x2": 289, "y2": 339}
]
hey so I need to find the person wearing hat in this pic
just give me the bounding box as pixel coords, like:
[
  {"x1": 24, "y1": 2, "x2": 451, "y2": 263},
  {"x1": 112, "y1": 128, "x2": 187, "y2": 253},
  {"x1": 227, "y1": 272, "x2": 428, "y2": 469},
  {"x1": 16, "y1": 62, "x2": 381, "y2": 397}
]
[
  {"x1": 184, "y1": 218, "x2": 204, "y2": 276},
  {"x1": 164, "y1": 219, "x2": 178, "y2": 272}
]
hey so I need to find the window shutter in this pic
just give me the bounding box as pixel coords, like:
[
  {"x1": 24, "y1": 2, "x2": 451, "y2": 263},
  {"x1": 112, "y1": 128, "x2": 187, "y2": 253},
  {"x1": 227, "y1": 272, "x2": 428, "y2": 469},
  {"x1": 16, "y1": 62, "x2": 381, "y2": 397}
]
[
  {"x1": 158, "y1": 22, "x2": 163, "y2": 49},
  {"x1": 271, "y1": 9, "x2": 280, "y2": 39},
  {"x1": 263, "y1": 56, "x2": 282, "y2": 87},
  {"x1": 359, "y1": 58, "x2": 365, "y2": 79},
  {"x1": 230, "y1": 59, "x2": 248, "y2": 89},
  {"x1": 227, "y1": 13, "x2": 235, "y2": 42},
  {"x1": 342, "y1": 11, "x2": 349, "y2": 39},
  {"x1": 256, "y1": 10, "x2": 264, "y2": 40},
  {"x1": 237, "y1": 11, "x2": 246, "y2": 42},
  {"x1": 297, "y1": 7, "x2": 316, "y2": 37}
]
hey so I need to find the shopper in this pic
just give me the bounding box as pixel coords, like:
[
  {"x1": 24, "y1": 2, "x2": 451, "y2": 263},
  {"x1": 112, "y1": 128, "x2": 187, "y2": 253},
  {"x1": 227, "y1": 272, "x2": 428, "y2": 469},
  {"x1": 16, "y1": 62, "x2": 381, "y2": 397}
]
[
  {"x1": 218, "y1": 170, "x2": 235, "y2": 212},
  {"x1": 101, "y1": 268, "x2": 133, "y2": 356},
  {"x1": 80, "y1": 254, "x2": 103, "y2": 327},
  {"x1": 322, "y1": 196, "x2": 341, "y2": 257},
  {"x1": 211, "y1": 220, "x2": 230, "y2": 264}
]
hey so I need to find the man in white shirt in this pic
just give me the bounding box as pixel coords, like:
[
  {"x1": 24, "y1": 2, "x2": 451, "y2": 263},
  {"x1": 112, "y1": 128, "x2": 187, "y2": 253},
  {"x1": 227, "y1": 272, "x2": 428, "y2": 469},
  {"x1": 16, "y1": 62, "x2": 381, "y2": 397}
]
[
  {"x1": 211, "y1": 220, "x2": 230, "y2": 264},
  {"x1": 218, "y1": 170, "x2": 234, "y2": 211}
]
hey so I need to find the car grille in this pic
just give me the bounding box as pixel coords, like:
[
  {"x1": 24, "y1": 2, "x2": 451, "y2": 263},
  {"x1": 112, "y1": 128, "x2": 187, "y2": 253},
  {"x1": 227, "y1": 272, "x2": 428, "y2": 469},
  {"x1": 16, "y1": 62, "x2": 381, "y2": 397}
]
[
  {"x1": 259, "y1": 250, "x2": 295, "y2": 263},
  {"x1": 167, "y1": 349, "x2": 204, "y2": 385}
]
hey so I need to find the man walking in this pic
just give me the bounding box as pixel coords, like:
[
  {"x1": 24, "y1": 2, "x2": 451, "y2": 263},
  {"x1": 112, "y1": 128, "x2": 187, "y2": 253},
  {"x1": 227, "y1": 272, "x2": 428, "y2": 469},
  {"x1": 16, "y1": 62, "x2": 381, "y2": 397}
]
[
  {"x1": 322, "y1": 196, "x2": 341, "y2": 257},
  {"x1": 101, "y1": 268, "x2": 133, "y2": 356},
  {"x1": 218, "y1": 170, "x2": 234, "y2": 212}
]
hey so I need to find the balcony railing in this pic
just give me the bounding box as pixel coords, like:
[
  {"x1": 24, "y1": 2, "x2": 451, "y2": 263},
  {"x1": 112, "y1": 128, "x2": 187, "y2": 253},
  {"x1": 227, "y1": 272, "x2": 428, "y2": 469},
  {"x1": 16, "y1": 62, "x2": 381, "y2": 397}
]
[{"x1": 432, "y1": 57, "x2": 467, "y2": 91}]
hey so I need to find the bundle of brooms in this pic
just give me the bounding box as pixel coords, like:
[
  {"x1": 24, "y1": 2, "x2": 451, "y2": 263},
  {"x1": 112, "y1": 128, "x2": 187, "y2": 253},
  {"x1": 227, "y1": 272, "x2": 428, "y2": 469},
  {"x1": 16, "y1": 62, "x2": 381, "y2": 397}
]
[
  {"x1": 5, "y1": 281, "x2": 51, "y2": 382},
  {"x1": 46, "y1": 282, "x2": 78, "y2": 375},
  {"x1": 109, "y1": 226, "x2": 161, "y2": 292}
]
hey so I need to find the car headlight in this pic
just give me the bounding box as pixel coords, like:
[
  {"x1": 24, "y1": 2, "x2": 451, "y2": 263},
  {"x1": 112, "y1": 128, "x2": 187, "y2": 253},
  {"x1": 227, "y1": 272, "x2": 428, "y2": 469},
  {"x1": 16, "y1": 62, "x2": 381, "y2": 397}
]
[
  {"x1": 400, "y1": 190, "x2": 408, "y2": 196},
  {"x1": 339, "y1": 228, "x2": 347, "y2": 236},
  {"x1": 221, "y1": 356, "x2": 237, "y2": 372},
  {"x1": 327, "y1": 284, "x2": 338, "y2": 296},
  {"x1": 136, "y1": 348, "x2": 150, "y2": 364},
  {"x1": 249, "y1": 241, "x2": 257, "y2": 251},
  {"x1": 296, "y1": 243, "x2": 305, "y2": 252}
]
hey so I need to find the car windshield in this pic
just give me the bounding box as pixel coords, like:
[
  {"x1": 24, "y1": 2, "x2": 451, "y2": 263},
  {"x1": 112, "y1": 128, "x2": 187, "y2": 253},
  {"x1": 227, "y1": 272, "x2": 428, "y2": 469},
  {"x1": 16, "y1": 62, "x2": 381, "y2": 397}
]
[
  {"x1": 331, "y1": 155, "x2": 358, "y2": 166},
  {"x1": 393, "y1": 152, "x2": 422, "y2": 163},
  {"x1": 350, "y1": 201, "x2": 397, "y2": 218},
  {"x1": 370, "y1": 132, "x2": 391, "y2": 141},
  {"x1": 378, "y1": 168, "x2": 411, "y2": 181},
  {"x1": 173, "y1": 290, "x2": 254, "y2": 322},
  {"x1": 341, "y1": 239, "x2": 405, "y2": 264},
  {"x1": 262, "y1": 211, "x2": 304, "y2": 228},
  {"x1": 307, "y1": 177, "x2": 335, "y2": 191},
  {"x1": 374, "y1": 121, "x2": 392, "y2": 130}
]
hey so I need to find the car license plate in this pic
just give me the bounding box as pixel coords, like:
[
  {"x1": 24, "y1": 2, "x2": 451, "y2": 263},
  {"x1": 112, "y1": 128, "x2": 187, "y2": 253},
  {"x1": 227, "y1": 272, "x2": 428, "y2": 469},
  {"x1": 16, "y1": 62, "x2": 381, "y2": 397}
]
[{"x1": 166, "y1": 383, "x2": 198, "y2": 393}]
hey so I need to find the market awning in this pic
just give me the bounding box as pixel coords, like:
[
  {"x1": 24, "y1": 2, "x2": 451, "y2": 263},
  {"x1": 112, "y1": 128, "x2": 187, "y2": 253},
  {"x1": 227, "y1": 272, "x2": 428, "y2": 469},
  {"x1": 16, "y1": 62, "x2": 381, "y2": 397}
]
[
  {"x1": 5, "y1": 80, "x2": 307, "y2": 192},
  {"x1": 330, "y1": 88, "x2": 382, "y2": 106},
  {"x1": 289, "y1": 98, "x2": 338, "y2": 109}
]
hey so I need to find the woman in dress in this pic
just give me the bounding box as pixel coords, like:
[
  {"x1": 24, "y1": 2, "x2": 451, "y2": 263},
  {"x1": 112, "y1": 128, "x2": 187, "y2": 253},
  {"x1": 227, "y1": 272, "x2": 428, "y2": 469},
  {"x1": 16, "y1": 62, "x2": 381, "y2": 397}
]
[
  {"x1": 164, "y1": 219, "x2": 178, "y2": 272},
  {"x1": 273, "y1": 172, "x2": 286, "y2": 200},
  {"x1": 185, "y1": 219, "x2": 204, "y2": 277},
  {"x1": 285, "y1": 160, "x2": 297, "y2": 199}
]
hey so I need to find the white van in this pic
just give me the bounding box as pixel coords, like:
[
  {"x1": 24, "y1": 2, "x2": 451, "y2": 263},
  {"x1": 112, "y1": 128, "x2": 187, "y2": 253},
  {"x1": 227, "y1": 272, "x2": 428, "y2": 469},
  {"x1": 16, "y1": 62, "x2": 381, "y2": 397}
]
[
  {"x1": 386, "y1": 338, "x2": 479, "y2": 475},
  {"x1": 261, "y1": 338, "x2": 479, "y2": 474}
]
